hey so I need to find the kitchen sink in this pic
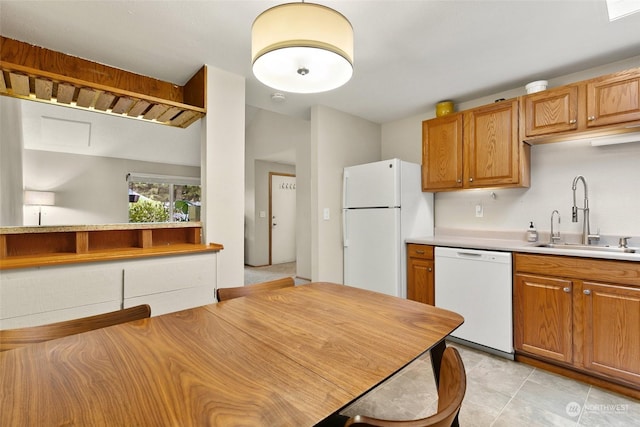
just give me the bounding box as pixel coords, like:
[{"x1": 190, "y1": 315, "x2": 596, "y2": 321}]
[{"x1": 534, "y1": 242, "x2": 636, "y2": 253}]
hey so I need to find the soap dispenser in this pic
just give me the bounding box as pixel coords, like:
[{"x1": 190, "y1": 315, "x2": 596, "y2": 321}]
[{"x1": 527, "y1": 221, "x2": 538, "y2": 242}]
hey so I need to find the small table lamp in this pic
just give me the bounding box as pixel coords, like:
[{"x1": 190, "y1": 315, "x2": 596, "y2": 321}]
[{"x1": 24, "y1": 190, "x2": 56, "y2": 225}]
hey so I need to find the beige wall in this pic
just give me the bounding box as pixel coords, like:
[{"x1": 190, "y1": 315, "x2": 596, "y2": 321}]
[
  {"x1": 380, "y1": 55, "x2": 640, "y2": 241},
  {"x1": 201, "y1": 65, "x2": 246, "y2": 288},
  {"x1": 311, "y1": 105, "x2": 381, "y2": 282},
  {"x1": 0, "y1": 97, "x2": 23, "y2": 226}
]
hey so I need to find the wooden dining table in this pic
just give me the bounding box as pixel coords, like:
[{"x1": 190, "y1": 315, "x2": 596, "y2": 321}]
[{"x1": 0, "y1": 282, "x2": 463, "y2": 426}]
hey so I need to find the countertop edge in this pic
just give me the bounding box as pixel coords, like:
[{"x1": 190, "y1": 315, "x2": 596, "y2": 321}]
[
  {"x1": 0, "y1": 242, "x2": 224, "y2": 270},
  {"x1": 0, "y1": 222, "x2": 203, "y2": 234},
  {"x1": 407, "y1": 236, "x2": 640, "y2": 262}
]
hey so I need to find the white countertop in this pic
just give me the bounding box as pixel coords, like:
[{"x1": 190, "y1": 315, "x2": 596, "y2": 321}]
[{"x1": 407, "y1": 229, "x2": 640, "y2": 262}]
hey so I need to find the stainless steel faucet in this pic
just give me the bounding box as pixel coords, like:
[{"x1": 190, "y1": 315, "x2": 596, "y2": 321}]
[
  {"x1": 550, "y1": 210, "x2": 561, "y2": 243},
  {"x1": 571, "y1": 175, "x2": 599, "y2": 245}
]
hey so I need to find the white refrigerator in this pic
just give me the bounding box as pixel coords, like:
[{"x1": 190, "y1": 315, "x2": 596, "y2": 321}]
[{"x1": 342, "y1": 159, "x2": 434, "y2": 298}]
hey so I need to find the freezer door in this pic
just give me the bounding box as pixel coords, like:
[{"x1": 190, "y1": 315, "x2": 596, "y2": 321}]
[
  {"x1": 343, "y1": 208, "x2": 401, "y2": 297},
  {"x1": 343, "y1": 159, "x2": 400, "y2": 208}
]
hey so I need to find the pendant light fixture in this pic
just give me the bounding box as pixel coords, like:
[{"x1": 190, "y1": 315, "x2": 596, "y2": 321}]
[{"x1": 251, "y1": 1, "x2": 354, "y2": 94}]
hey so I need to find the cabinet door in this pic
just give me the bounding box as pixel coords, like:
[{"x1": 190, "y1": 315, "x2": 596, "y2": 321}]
[
  {"x1": 422, "y1": 113, "x2": 463, "y2": 191},
  {"x1": 586, "y1": 69, "x2": 640, "y2": 127},
  {"x1": 524, "y1": 86, "x2": 578, "y2": 137},
  {"x1": 407, "y1": 257, "x2": 434, "y2": 305},
  {"x1": 581, "y1": 281, "x2": 640, "y2": 384},
  {"x1": 514, "y1": 273, "x2": 573, "y2": 363},
  {"x1": 124, "y1": 254, "x2": 217, "y2": 316},
  {"x1": 464, "y1": 100, "x2": 520, "y2": 188}
]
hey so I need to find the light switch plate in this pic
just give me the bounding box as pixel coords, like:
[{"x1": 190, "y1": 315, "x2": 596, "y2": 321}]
[{"x1": 475, "y1": 204, "x2": 483, "y2": 217}]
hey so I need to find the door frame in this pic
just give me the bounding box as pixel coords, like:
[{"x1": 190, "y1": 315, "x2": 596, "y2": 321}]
[{"x1": 269, "y1": 172, "x2": 296, "y2": 266}]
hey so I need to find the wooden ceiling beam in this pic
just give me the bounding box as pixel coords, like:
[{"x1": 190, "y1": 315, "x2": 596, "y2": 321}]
[{"x1": 0, "y1": 36, "x2": 206, "y2": 128}]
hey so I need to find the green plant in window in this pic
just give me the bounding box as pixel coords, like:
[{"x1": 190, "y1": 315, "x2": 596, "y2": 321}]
[
  {"x1": 174, "y1": 200, "x2": 191, "y2": 222},
  {"x1": 129, "y1": 199, "x2": 170, "y2": 223}
]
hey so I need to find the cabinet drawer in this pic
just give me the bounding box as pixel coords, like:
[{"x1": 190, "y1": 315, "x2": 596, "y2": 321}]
[
  {"x1": 407, "y1": 244, "x2": 433, "y2": 259},
  {"x1": 514, "y1": 253, "x2": 640, "y2": 287}
]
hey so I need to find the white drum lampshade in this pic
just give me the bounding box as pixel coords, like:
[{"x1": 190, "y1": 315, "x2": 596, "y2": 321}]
[
  {"x1": 251, "y1": 2, "x2": 354, "y2": 94},
  {"x1": 24, "y1": 190, "x2": 56, "y2": 225},
  {"x1": 24, "y1": 190, "x2": 55, "y2": 207}
]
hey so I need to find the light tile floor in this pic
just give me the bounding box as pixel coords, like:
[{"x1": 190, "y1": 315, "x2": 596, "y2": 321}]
[
  {"x1": 340, "y1": 343, "x2": 640, "y2": 426},
  {"x1": 244, "y1": 262, "x2": 309, "y2": 285},
  {"x1": 244, "y1": 264, "x2": 640, "y2": 426}
]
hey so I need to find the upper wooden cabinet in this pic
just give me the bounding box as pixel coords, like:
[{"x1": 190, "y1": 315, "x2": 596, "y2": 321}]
[
  {"x1": 523, "y1": 85, "x2": 578, "y2": 137},
  {"x1": 464, "y1": 100, "x2": 527, "y2": 189},
  {"x1": 422, "y1": 99, "x2": 530, "y2": 191},
  {"x1": 421, "y1": 113, "x2": 463, "y2": 190},
  {"x1": 522, "y1": 67, "x2": 640, "y2": 143},
  {"x1": 586, "y1": 69, "x2": 640, "y2": 128}
]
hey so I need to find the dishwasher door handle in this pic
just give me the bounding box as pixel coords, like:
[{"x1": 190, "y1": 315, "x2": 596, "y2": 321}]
[{"x1": 456, "y1": 251, "x2": 483, "y2": 258}]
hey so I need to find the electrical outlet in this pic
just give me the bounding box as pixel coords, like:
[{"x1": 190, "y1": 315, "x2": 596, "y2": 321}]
[
  {"x1": 475, "y1": 204, "x2": 483, "y2": 217},
  {"x1": 323, "y1": 208, "x2": 330, "y2": 220}
]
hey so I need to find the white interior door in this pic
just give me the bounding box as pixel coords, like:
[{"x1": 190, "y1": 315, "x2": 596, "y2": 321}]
[{"x1": 270, "y1": 174, "x2": 296, "y2": 265}]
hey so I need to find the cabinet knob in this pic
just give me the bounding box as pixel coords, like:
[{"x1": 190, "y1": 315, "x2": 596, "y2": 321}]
[
  {"x1": 588, "y1": 116, "x2": 595, "y2": 121},
  {"x1": 457, "y1": 179, "x2": 462, "y2": 183},
  {"x1": 428, "y1": 267, "x2": 432, "y2": 272},
  {"x1": 563, "y1": 287, "x2": 571, "y2": 293},
  {"x1": 583, "y1": 289, "x2": 591, "y2": 295},
  {"x1": 569, "y1": 119, "x2": 577, "y2": 124},
  {"x1": 469, "y1": 177, "x2": 474, "y2": 182}
]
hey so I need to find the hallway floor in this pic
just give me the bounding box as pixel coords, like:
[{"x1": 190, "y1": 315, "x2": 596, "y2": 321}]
[{"x1": 244, "y1": 262, "x2": 309, "y2": 285}]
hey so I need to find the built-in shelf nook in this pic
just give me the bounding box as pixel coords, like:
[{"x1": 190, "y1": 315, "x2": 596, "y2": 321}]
[{"x1": 0, "y1": 223, "x2": 223, "y2": 270}]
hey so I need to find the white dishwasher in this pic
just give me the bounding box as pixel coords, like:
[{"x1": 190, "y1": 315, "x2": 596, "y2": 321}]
[{"x1": 435, "y1": 247, "x2": 513, "y2": 358}]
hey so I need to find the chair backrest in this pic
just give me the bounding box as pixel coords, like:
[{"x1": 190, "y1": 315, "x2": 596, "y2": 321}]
[
  {"x1": 216, "y1": 277, "x2": 295, "y2": 301},
  {"x1": 344, "y1": 346, "x2": 466, "y2": 427},
  {"x1": 0, "y1": 304, "x2": 151, "y2": 352}
]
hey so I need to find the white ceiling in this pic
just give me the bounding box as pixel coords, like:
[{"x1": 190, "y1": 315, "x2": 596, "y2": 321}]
[{"x1": 1, "y1": 0, "x2": 640, "y2": 124}]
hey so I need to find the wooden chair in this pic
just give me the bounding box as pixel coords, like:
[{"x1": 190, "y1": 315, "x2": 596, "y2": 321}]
[
  {"x1": 0, "y1": 304, "x2": 151, "y2": 352},
  {"x1": 216, "y1": 277, "x2": 295, "y2": 301},
  {"x1": 344, "y1": 346, "x2": 466, "y2": 427}
]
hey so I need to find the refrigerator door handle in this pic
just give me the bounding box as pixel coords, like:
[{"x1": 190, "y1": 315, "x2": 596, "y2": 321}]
[
  {"x1": 342, "y1": 171, "x2": 349, "y2": 209},
  {"x1": 342, "y1": 209, "x2": 348, "y2": 247}
]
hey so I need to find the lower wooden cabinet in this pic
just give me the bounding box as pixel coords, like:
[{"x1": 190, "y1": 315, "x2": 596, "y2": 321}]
[
  {"x1": 407, "y1": 244, "x2": 434, "y2": 305},
  {"x1": 514, "y1": 273, "x2": 573, "y2": 363},
  {"x1": 581, "y1": 280, "x2": 640, "y2": 385},
  {"x1": 514, "y1": 253, "x2": 640, "y2": 391}
]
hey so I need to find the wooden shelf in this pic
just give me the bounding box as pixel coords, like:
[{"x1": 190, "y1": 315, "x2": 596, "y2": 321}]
[
  {"x1": 0, "y1": 36, "x2": 206, "y2": 128},
  {"x1": 0, "y1": 224, "x2": 223, "y2": 270}
]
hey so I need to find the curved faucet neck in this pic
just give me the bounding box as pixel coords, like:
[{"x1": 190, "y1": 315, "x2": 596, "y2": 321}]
[{"x1": 572, "y1": 175, "x2": 588, "y2": 197}]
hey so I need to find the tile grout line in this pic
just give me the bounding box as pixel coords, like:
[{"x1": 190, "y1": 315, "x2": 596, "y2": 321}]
[
  {"x1": 575, "y1": 386, "x2": 593, "y2": 426},
  {"x1": 489, "y1": 365, "x2": 537, "y2": 426}
]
